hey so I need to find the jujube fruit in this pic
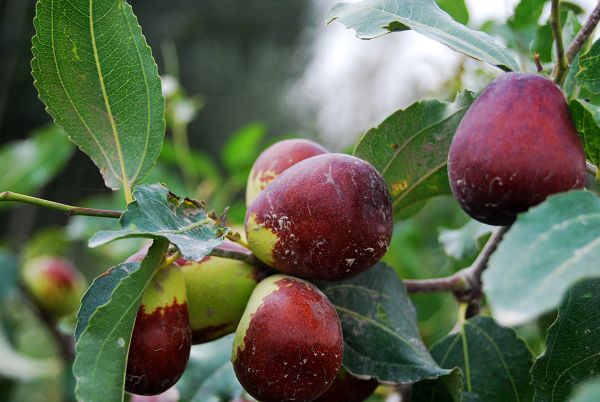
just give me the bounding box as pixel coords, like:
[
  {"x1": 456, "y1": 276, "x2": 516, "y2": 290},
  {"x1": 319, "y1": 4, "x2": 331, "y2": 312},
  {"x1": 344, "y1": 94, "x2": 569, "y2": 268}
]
[
  {"x1": 126, "y1": 263, "x2": 191, "y2": 396},
  {"x1": 246, "y1": 139, "x2": 328, "y2": 206},
  {"x1": 246, "y1": 153, "x2": 393, "y2": 281},
  {"x1": 21, "y1": 256, "x2": 87, "y2": 317},
  {"x1": 313, "y1": 368, "x2": 379, "y2": 402},
  {"x1": 448, "y1": 72, "x2": 586, "y2": 226},
  {"x1": 232, "y1": 275, "x2": 343, "y2": 402},
  {"x1": 177, "y1": 241, "x2": 265, "y2": 344}
]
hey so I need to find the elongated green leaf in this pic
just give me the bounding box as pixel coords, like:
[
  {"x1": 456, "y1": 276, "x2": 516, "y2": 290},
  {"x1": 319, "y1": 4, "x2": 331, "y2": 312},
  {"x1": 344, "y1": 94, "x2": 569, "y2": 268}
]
[
  {"x1": 509, "y1": 0, "x2": 547, "y2": 29},
  {"x1": 326, "y1": 0, "x2": 519, "y2": 72},
  {"x1": 577, "y1": 39, "x2": 600, "y2": 94},
  {"x1": 31, "y1": 0, "x2": 165, "y2": 191},
  {"x1": 429, "y1": 316, "x2": 534, "y2": 402},
  {"x1": 570, "y1": 378, "x2": 600, "y2": 402},
  {"x1": 0, "y1": 125, "x2": 73, "y2": 197},
  {"x1": 75, "y1": 262, "x2": 139, "y2": 341},
  {"x1": 484, "y1": 191, "x2": 600, "y2": 326},
  {"x1": 89, "y1": 184, "x2": 225, "y2": 261},
  {"x1": 570, "y1": 100, "x2": 600, "y2": 169},
  {"x1": 73, "y1": 240, "x2": 167, "y2": 402},
  {"x1": 354, "y1": 92, "x2": 475, "y2": 218},
  {"x1": 316, "y1": 263, "x2": 453, "y2": 383},
  {"x1": 531, "y1": 279, "x2": 600, "y2": 402},
  {"x1": 177, "y1": 336, "x2": 243, "y2": 402}
]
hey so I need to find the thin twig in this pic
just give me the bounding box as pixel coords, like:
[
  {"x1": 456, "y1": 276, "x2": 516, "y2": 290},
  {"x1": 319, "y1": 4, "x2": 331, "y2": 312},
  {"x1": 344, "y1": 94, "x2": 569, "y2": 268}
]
[
  {"x1": 0, "y1": 191, "x2": 122, "y2": 218},
  {"x1": 405, "y1": 226, "x2": 509, "y2": 301},
  {"x1": 209, "y1": 247, "x2": 271, "y2": 271},
  {"x1": 566, "y1": 0, "x2": 600, "y2": 63},
  {"x1": 18, "y1": 284, "x2": 74, "y2": 362},
  {"x1": 551, "y1": 0, "x2": 568, "y2": 85}
]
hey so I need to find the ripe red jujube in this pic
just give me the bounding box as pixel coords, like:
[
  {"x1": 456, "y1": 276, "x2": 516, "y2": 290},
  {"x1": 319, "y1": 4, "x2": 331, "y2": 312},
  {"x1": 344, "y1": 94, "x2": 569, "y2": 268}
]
[
  {"x1": 448, "y1": 72, "x2": 586, "y2": 226},
  {"x1": 245, "y1": 153, "x2": 393, "y2": 281},
  {"x1": 232, "y1": 275, "x2": 343, "y2": 402}
]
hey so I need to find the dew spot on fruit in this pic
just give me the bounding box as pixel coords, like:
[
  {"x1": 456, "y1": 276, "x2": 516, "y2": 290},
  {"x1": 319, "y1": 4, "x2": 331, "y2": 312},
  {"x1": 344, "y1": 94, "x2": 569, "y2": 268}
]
[{"x1": 345, "y1": 258, "x2": 355, "y2": 267}]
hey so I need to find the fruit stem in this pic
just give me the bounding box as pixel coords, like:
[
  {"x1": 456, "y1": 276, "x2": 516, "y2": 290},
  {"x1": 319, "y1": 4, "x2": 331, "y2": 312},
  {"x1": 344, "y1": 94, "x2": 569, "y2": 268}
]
[
  {"x1": 161, "y1": 250, "x2": 181, "y2": 268},
  {"x1": 404, "y1": 226, "x2": 509, "y2": 301},
  {"x1": 209, "y1": 246, "x2": 271, "y2": 271},
  {"x1": 226, "y1": 231, "x2": 251, "y2": 249},
  {"x1": 566, "y1": 0, "x2": 600, "y2": 64},
  {"x1": 0, "y1": 191, "x2": 123, "y2": 218},
  {"x1": 551, "y1": 0, "x2": 568, "y2": 85}
]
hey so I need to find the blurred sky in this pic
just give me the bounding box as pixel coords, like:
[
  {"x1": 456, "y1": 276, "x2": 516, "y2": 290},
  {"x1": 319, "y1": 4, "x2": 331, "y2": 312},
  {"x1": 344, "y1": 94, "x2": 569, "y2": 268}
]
[{"x1": 289, "y1": 0, "x2": 598, "y2": 149}]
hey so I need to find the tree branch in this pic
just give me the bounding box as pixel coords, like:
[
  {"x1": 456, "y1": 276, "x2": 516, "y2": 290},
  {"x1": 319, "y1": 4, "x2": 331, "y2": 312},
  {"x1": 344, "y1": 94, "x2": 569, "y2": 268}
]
[
  {"x1": 551, "y1": 0, "x2": 568, "y2": 85},
  {"x1": 404, "y1": 226, "x2": 509, "y2": 301},
  {"x1": 566, "y1": 0, "x2": 600, "y2": 63},
  {"x1": 0, "y1": 191, "x2": 122, "y2": 218}
]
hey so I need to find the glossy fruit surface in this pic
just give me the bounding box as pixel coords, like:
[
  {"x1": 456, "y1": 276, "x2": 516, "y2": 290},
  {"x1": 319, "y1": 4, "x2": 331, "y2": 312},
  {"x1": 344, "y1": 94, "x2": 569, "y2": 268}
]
[
  {"x1": 232, "y1": 275, "x2": 343, "y2": 402},
  {"x1": 126, "y1": 263, "x2": 191, "y2": 396},
  {"x1": 178, "y1": 241, "x2": 265, "y2": 344},
  {"x1": 246, "y1": 139, "x2": 328, "y2": 206},
  {"x1": 246, "y1": 153, "x2": 393, "y2": 280},
  {"x1": 313, "y1": 368, "x2": 378, "y2": 402},
  {"x1": 21, "y1": 256, "x2": 87, "y2": 317},
  {"x1": 448, "y1": 72, "x2": 586, "y2": 226}
]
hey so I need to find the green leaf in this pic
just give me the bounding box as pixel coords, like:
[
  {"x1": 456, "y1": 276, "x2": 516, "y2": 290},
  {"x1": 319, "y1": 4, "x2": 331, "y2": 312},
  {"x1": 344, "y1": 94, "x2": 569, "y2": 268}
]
[
  {"x1": 316, "y1": 263, "x2": 453, "y2": 383},
  {"x1": 577, "y1": 39, "x2": 600, "y2": 94},
  {"x1": 436, "y1": 0, "x2": 468, "y2": 25},
  {"x1": 0, "y1": 125, "x2": 73, "y2": 197},
  {"x1": 75, "y1": 262, "x2": 139, "y2": 341},
  {"x1": 73, "y1": 240, "x2": 167, "y2": 402},
  {"x1": 353, "y1": 92, "x2": 476, "y2": 218},
  {"x1": 89, "y1": 184, "x2": 224, "y2": 261},
  {"x1": 412, "y1": 369, "x2": 463, "y2": 402},
  {"x1": 326, "y1": 0, "x2": 519, "y2": 72},
  {"x1": 31, "y1": 0, "x2": 165, "y2": 191},
  {"x1": 531, "y1": 279, "x2": 600, "y2": 402},
  {"x1": 509, "y1": 0, "x2": 547, "y2": 29},
  {"x1": 569, "y1": 100, "x2": 600, "y2": 169},
  {"x1": 569, "y1": 378, "x2": 600, "y2": 402},
  {"x1": 439, "y1": 220, "x2": 494, "y2": 261},
  {"x1": 483, "y1": 191, "x2": 600, "y2": 326},
  {"x1": 430, "y1": 316, "x2": 534, "y2": 402},
  {"x1": 177, "y1": 335, "x2": 243, "y2": 402}
]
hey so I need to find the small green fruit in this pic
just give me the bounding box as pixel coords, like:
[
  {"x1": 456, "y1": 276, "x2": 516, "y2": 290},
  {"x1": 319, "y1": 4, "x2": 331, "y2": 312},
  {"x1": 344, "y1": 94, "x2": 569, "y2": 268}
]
[
  {"x1": 178, "y1": 241, "x2": 265, "y2": 344},
  {"x1": 126, "y1": 263, "x2": 192, "y2": 396},
  {"x1": 232, "y1": 275, "x2": 343, "y2": 402},
  {"x1": 246, "y1": 139, "x2": 328, "y2": 206},
  {"x1": 21, "y1": 256, "x2": 87, "y2": 317}
]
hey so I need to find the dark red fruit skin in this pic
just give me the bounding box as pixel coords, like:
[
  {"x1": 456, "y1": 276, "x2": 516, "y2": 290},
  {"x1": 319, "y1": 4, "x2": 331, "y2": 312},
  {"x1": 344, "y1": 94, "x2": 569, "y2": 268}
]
[
  {"x1": 313, "y1": 369, "x2": 378, "y2": 402},
  {"x1": 246, "y1": 153, "x2": 393, "y2": 280},
  {"x1": 233, "y1": 277, "x2": 343, "y2": 402},
  {"x1": 125, "y1": 301, "x2": 192, "y2": 396},
  {"x1": 448, "y1": 73, "x2": 586, "y2": 226},
  {"x1": 247, "y1": 139, "x2": 329, "y2": 201}
]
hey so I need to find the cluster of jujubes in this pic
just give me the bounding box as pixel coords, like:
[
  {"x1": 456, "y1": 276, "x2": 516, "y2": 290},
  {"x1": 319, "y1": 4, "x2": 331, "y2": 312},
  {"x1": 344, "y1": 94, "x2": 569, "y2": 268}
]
[
  {"x1": 120, "y1": 139, "x2": 391, "y2": 400},
  {"x1": 448, "y1": 73, "x2": 586, "y2": 225},
  {"x1": 229, "y1": 139, "x2": 392, "y2": 401}
]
